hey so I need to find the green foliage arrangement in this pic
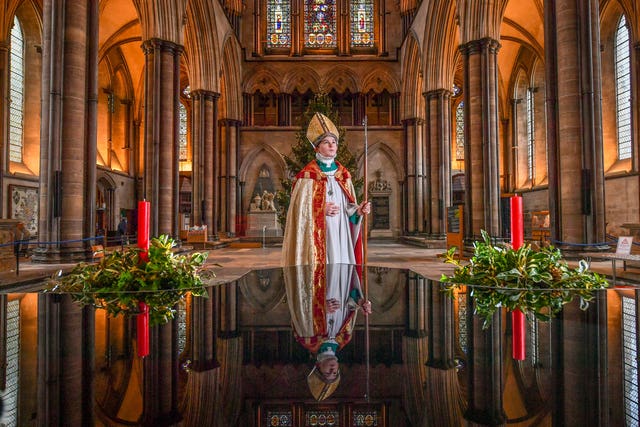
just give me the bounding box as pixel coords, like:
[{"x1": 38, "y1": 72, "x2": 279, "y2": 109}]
[
  {"x1": 440, "y1": 230, "x2": 609, "y2": 328},
  {"x1": 47, "y1": 235, "x2": 212, "y2": 326},
  {"x1": 275, "y1": 92, "x2": 363, "y2": 228}
]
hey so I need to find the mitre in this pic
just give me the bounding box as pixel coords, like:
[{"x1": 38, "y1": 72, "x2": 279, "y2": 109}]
[{"x1": 306, "y1": 112, "x2": 339, "y2": 148}]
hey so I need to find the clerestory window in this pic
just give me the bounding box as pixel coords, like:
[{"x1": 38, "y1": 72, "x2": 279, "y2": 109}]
[
  {"x1": 614, "y1": 14, "x2": 631, "y2": 160},
  {"x1": 9, "y1": 16, "x2": 24, "y2": 163}
]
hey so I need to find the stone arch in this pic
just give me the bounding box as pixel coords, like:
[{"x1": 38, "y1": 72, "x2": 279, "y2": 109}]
[
  {"x1": 322, "y1": 66, "x2": 360, "y2": 93},
  {"x1": 362, "y1": 67, "x2": 400, "y2": 94},
  {"x1": 184, "y1": 0, "x2": 222, "y2": 92},
  {"x1": 359, "y1": 141, "x2": 403, "y2": 236},
  {"x1": 220, "y1": 35, "x2": 243, "y2": 120},
  {"x1": 282, "y1": 65, "x2": 321, "y2": 93},
  {"x1": 239, "y1": 144, "x2": 287, "y2": 214},
  {"x1": 421, "y1": 0, "x2": 458, "y2": 91},
  {"x1": 243, "y1": 67, "x2": 282, "y2": 93},
  {"x1": 400, "y1": 34, "x2": 423, "y2": 119}
]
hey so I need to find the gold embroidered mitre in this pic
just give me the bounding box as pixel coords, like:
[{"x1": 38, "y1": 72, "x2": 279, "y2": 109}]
[{"x1": 306, "y1": 112, "x2": 339, "y2": 147}]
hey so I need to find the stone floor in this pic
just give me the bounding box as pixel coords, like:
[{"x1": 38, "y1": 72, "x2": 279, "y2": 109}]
[{"x1": 1, "y1": 240, "x2": 639, "y2": 290}]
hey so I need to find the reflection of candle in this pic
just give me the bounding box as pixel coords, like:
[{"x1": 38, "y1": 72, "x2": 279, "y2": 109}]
[
  {"x1": 510, "y1": 196, "x2": 525, "y2": 360},
  {"x1": 137, "y1": 200, "x2": 151, "y2": 357},
  {"x1": 137, "y1": 301, "x2": 149, "y2": 358}
]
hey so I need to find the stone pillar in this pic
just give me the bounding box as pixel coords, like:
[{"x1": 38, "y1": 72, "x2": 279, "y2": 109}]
[
  {"x1": 545, "y1": 0, "x2": 605, "y2": 244},
  {"x1": 353, "y1": 92, "x2": 366, "y2": 125},
  {"x1": 464, "y1": 289, "x2": 505, "y2": 425},
  {"x1": 0, "y1": 42, "x2": 7, "y2": 213},
  {"x1": 424, "y1": 89, "x2": 452, "y2": 237},
  {"x1": 37, "y1": 294, "x2": 95, "y2": 425},
  {"x1": 218, "y1": 119, "x2": 240, "y2": 236},
  {"x1": 34, "y1": 0, "x2": 98, "y2": 263},
  {"x1": 141, "y1": 38, "x2": 183, "y2": 238},
  {"x1": 191, "y1": 90, "x2": 218, "y2": 229},
  {"x1": 391, "y1": 92, "x2": 401, "y2": 125},
  {"x1": 460, "y1": 38, "x2": 501, "y2": 241},
  {"x1": 242, "y1": 93, "x2": 253, "y2": 126},
  {"x1": 402, "y1": 118, "x2": 424, "y2": 234}
]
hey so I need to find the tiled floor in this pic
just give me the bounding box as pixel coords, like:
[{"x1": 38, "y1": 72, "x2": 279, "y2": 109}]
[{"x1": 2, "y1": 240, "x2": 639, "y2": 289}]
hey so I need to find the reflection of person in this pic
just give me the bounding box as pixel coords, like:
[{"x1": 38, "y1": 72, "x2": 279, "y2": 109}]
[
  {"x1": 13, "y1": 222, "x2": 31, "y2": 257},
  {"x1": 284, "y1": 264, "x2": 372, "y2": 400},
  {"x1": 117, "y1": 217, "x2": 128, "y2": 244},
  {"x1": 282, "y1": 112, "x2": 370, "y2": 266}
]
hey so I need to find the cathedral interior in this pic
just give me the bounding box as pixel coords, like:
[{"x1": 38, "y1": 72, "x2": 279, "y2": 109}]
[{"x1": 0, "y1": 0, "x2": 640, "y2": 425}]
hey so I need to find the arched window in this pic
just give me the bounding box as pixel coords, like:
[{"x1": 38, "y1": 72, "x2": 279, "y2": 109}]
[
  {"x1": 526, "y1": 87, "x2": 535, "y2": 181},
  {"x1": 9, "y1": 16, "x2": 24, "y2": 163},
  {"x1": 305, "y1": 0, "x2": 336, "y2": 48},
  {"x1": 267, "y1": 0, "x2": 291, "y2": 49},
  {"x1": 350, "y1": 0, "x2": 374, "y2": 48},
  {"x1": 179, "y1": 102, "x2": 188, "y2": 161},
  {"x1": 614, "y1": 14, "x2": 631, "y2": 160},
  {"x1": 455, "y1": 101, "x2": 464, "y2": 162}
]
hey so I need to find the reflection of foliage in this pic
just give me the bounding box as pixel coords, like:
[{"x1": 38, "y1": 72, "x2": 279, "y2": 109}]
[
  {"x1": 47, "y1": 235, "x2": 213, "y2": 326},
  {"x1": 440, "y1": 230, "x2": 609, "y2": 328},
  {"x1": 275, "y1": 93, "x2": 363, "y2": 228}
]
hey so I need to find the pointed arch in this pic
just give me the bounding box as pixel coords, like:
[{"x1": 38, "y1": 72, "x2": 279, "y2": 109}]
[
  {"x1": 282, "y1": 65, "x2": 322, "y2": 93},
  {"x1": 221, "y1": 35, "x2": 243, "y2": 120},
  {"x1": 362, "y1": 67, "x2": 400, "y2": 94},
  {"x1": 243, "y1": 67, "x2": 282, "y2": 93},
  {"x1": 132, "y1": 0, "x2": 186, "y2": 44},
  {"x1": 184, "y1": 0, "x2": 222, "y2": 92},
  {"x1": 400, "y1": 34, "x2": 423, "y2": 119},
  {"x1": 322, "y1": 65, "x2": 360, "y2": 93},
  {"x1": 422, "y1": 0, "x2": 458, "y2": 91}
]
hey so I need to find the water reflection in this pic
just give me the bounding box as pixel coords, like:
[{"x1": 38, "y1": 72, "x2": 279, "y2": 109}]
[{"x1": 0, "y1": 267, "x2": 636, "y2": 426}]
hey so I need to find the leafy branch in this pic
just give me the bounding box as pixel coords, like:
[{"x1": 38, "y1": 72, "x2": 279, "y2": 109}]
[
  {"x1": 440, "y1": 230, "x2": 609, "y2": 328},
  {"x1": 47, "y1": 235, "x2": 214, "y2": 326}
]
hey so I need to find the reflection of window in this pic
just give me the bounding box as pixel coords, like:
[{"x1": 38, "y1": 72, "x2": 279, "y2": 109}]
[
  {"x1": 622, "y1": 296, "x2": 638, "y2": 425},
  {"x1": 179, "y1": 102, "x2": 188, "y2": 161},
  {"x1": 615, "y1": 15, "x2": 631, "y2": 160},
  {"x1": 9, "y1": 16, "x2": 24, "y2": 163},
  {"x1": 526, "y1": 88, "x2": 535, "y2": 181},
  {"x1": 455, "y1": 101, "x2": 464, "y2": 161},
  {"x1": 350, "y1": 0, "x2": 374, "y2": 47},
  {"x1": 267, "y1": 0, "x2": 291, "y2": 48},
  {"x1": 304, "y1": 0, "x2": 336, "y2": 48}
]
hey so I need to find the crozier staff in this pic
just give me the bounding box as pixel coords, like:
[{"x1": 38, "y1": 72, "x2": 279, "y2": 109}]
[{"x1": 282, "y1": 112, "x2": 370, "y2": 266}]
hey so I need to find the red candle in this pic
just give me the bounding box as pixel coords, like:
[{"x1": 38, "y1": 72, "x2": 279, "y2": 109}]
[
  {"x1": 510, "y1": 196, "x2": 525, "y2": 360},
  {"x1": 137, "y1": 301, "x2": 150, "y2": 358},
  {"x1": 137, "y1": 200, "x2": 151, "y2": 357},
  {"x1": 137, "y1": 200, "x2": 150, "y2": 262}
]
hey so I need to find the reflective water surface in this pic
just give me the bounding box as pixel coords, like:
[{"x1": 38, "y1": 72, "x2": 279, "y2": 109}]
[{"x1": 0, "y1": 266, "x2": 637, "y2": 426}]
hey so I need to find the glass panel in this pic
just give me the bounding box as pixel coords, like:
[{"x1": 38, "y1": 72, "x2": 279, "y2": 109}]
[
  {"x1": 9, "y1": 17, "x2": 24, "y2": 163},
  {"x1": 267, "y1": 0, "x2": 291, "y2": 48},
  {"x1": 304, "y1": 0, "x2": 336, "y2": 48},
  {"x1": 179, "y1": 102, "x2": 188, "y2": 161},
  {"x1": 526, "y1": 88, "x2": 535, "y2": 181},
  {"x1": 615, "y1": 15, "x2": 632, "y2": 160},
  {"x1": 350, "y1": 0, "x2": 374, "y2": 48}
]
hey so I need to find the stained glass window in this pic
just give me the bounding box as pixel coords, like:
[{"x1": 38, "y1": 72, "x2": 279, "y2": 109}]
[
  {"x1": 526, "y1": 88, "x2": 535, "y2": 181},
  {"x1": 304, "y1": 0, "x2": 336, "y2": 48},
  {"x1": 350, "y1": 0, "x2": 374, "y2": 47},
  {"x1": 179, "y1": 102, "x2": 188, "y2": 161},
  {"x1": 455, "y1": 101, "x2": 464, "y2": 161},
  {"x1": 615, "y1": 14, "x2": 631, "y2": 161},
  {"x1": 9, "y1": 16, "x2": 24, "y2": 163},
  {"x1": 267, "y1": 0, "x2": 291, "y2": 48}
]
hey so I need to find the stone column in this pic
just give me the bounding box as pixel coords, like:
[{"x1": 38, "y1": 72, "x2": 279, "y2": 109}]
[
  {"x1": 37, "y1": 294, "x2": 95, "y2": 425},
  {"x1": 242, "y1": 93, "x2": 253, "y2": 126},
  {"x1": 545, "y1": 0, "x2": 605, "y2": 244},
  {"x1": 353, "y1": 92, "x2": 366, "y2": 125},
  {"x1": 34, "y1": 0, "x2": 98, "y2": 263},
  {"x1": 218, "y1": 119, "x2": 240, "y2": 236},
  {"x1": 424, "y1": 89, "x2": 452, "y2": 237},
  {"x1": 460, "y1": 38, "x2": 501, "y2": 240},
  {"x1": 402, "y1": 118, "x2": 424, "y2": 234},
  {"x1": 191, "y1": 90, "x2": 218, "y2": 228},
  {"x1": 278, "y1": 93, "x2": 291, "y2": 126},
  {"x1": 141, "y1": 38, "x2": 183, "y2": 237}
]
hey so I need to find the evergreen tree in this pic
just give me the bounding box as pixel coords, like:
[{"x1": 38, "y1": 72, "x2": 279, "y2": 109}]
[{"x1": 275, "y1": 93, "x2": 363, "y2": 228}]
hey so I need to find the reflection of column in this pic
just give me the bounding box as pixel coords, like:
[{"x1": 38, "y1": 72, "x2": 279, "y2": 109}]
[
  {"x1": 425, "y1": 279, "x2": 455, "y2": 369},
  {"x1": 141, "y1": 38, "x2": 183, "y2": 237},
  {"x1": 219, "y1": 281, "x2": 239, "y2": 338},
  {"x1": 38, "y1": 294, "x2": 95, "y2": 425},
  {"x1": 460, "y1": 38, "x2": 501, "y2": 240},
  {"x1": 405, "y1": 271, "x2": 426, "y2": 337},
  {"x1": 552, "y1": 296, "x2": 607, "y2": 424},
  {"x1": 464, "y1": 288, "x2": 505, "y2": 425},
  {"x1": 189, "y1": 289, "x2": 219, "y2": 371}
]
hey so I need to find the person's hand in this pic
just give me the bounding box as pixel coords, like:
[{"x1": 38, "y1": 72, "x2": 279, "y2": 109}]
[
  {"x1": 357, "y1": 201, "x2": 371, "y2": 216},
  {"x1": 325, "y1": 202, "x2": 340, "y2": 217},
  {"x1": 326, "y1": 298, "x2": 340, "y2": 313},
  {"x1": 359, "y1": 299, "x2": 372, "y2": 315}
]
